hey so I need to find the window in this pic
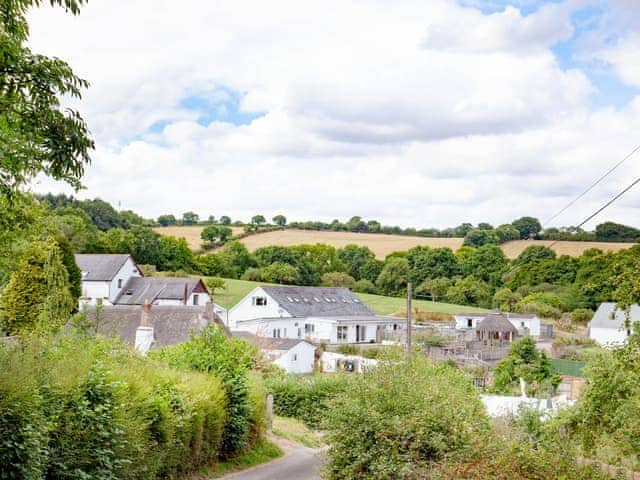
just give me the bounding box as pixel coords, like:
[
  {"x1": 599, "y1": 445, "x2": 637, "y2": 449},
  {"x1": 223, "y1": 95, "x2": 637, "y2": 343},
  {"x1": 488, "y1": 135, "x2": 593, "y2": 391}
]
[
  {"x1": 305, "y1": 323, "x2": 315, "y2": 334},
  {"x1": 521, "y1": 321, "x2": 525, "y2": 328},
  {"x1": 293, "y1": 353, "x2": 298, "y2": 361},
  {"x1": 273, "y1": 329, "x2": 281, "y2": 338},
  {"x1": 337, "y1": 326, "x2": 348, "y2": 341},
  {"x1": 467, "y1": 318, "x2": 473, "y2": 328},
  {"x1": 193, "y1": 294, "x2": 199, "y2": 305},
  {"x1": 117, "y1": 279, "x2": 123, "y2": 289},
  {"x1": 283, "y1": 328, "x2": 287, "y2": 337},
  {"x1": 298, "y1": 327, "x2": 302, "y2": 338},
  {"x1": 252, "y1": 296, "x2": 267, "y2": 306}
]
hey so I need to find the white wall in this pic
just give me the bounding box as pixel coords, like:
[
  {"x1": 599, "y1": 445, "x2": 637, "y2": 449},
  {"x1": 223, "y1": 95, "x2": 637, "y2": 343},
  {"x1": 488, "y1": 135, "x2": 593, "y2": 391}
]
[
  {"x1": 272, "y1": 342, "x2": 316, "y2": 374},
  {"x1": 590, "y1": 326, "x2": 629, "y2": 346},
  {"x1": 508, "y1": 316, "x2": 541, "y2": 336},
  {"x1": 454, "y1": 314, "x2": 486, "y2": 330},
  {"x1": 80, "y1": 281, "x2": 111, "y2": 306},
  {"x1": 321, "y1": 351, "x2": 378, "y2": 373},
  {"x1": 108, "y1": 257, "x2": 141, "y2": 303},
  {"x1": 154, "y1": 292, "x2": 211, "y2": 306},
  {"x1": 228, "y1": 287, "x2": 291, "y2": 329}
]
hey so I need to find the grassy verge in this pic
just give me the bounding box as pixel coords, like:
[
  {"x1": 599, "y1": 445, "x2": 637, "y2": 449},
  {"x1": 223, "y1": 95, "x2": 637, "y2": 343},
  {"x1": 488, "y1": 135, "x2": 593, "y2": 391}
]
[
  {"x1": 210, "y1": 277, "x2": 487, "y2": 316},
  {"x1": 272, "y1": 416, "x2": 324, "y2": 448},
  {"x1": 192, "y1": 438, "x2": 283, "y2": 478}
]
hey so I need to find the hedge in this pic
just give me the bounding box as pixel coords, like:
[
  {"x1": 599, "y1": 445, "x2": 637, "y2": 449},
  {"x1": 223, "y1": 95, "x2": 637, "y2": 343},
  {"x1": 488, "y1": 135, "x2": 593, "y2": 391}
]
[{"x1": 0, "y1": 334, "x2": 228, "y2": 479}]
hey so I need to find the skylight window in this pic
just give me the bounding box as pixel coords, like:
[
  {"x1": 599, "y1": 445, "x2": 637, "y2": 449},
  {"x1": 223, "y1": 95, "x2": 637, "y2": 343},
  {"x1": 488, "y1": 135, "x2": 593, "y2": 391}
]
[
  {"x1": 287, "y1": 296, "x2": 293, "y2": 302},
  {"x1": 314, "y1": 297, "x2": 321, "y2": 302}
]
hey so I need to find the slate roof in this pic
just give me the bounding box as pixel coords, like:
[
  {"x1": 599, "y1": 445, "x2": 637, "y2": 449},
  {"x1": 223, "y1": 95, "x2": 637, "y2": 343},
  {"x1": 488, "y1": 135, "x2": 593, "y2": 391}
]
[
  {"x1": 75, "y1": 254, "x2": 134, "y2": 281},
  {"x1": 590, "y1": 302, "x2": 640, "y2": 329},
  {"x1": 114, "y1": 277, "x2": 206, "y2": 305},
  {"x1": 82, "y1": 305, "x2": 213, "y2": 348},
  {"x1": 476, "y1": 314, "x2": 518, "y2": 333},
  {"x1": 455, "y1": 312, "x2": 538, "y2": 319},
  {"x1": 260, "y1": 286, "x2": 374, "y2": 317},
  {"x1": 232, "y1": 331, "x2": 311, "y2": 351}
]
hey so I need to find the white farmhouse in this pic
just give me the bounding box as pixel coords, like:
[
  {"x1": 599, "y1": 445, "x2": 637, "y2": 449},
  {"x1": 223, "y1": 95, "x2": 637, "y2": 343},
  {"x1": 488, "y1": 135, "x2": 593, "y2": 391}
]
[
  {"x1": 589, "y1": 302, "x2": 640, "y2": 346},
  {"x1": 228, "y1": 286, "x2": 403, "y2": 344},
  {"x1": 75, "y1": 254, "x2": 142, "y2": 305},
  {"x1": 233, "y1": 331, "x2": 316, "y2": 374},
  {"x1": 454, "y1": 312, "x2": 541, "y2": 337}
]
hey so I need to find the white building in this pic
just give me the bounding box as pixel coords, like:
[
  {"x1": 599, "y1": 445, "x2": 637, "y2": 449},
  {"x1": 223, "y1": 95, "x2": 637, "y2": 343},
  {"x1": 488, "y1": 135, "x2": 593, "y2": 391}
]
[
  {"x1": 589, "y1": 302, "x2": 640, "y2": 346},
  {"x1": 76, "y1": 254, "x2": 212, "y2": 307},
  {"x1": 233, "y1": 331, "x2": 316, "y2": 374},
  {"x1": 321, "y1": 351, "x2": 378, "y2": 373},
  {"x1": 228, "y1": 286, "x2": 403, "y2": 344},
  {"x1": 454, "y1": 312, "x2": 541, "y2": 337},
  {"x1": 75, "y1": 254, "x2": 142, "y2": 305}
]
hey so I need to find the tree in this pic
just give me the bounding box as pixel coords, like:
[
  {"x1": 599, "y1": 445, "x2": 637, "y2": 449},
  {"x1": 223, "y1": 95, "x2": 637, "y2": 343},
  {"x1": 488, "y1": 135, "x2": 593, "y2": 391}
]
[
  {"x1": 0, "y1": 0, "x2": 93, "y2": 197},
  {"x1": 493, "y1": 287, "x2": 521, "y2": 312},
  {"x1": 494, "y1": 224, "x2": 520, "y2": 243},
  {"x1": 595, "y1": 221, "x2": 640, "y2": 242},
  {"x1": 321, "y1": 271, "x2": 356, "y2": 288},
  {"x1": 76, "y1": 198, "x2": 121, "y2": 231},
  {"x1": 376, "y1": 257, "x2": 410, "y2": 295},
  {"x1": 511, "y1": 216, "x2": 542, "y2": 239},
  {"x1": 445, "y1": 277, "x2": 491, "y2": 307},
  {"x1": 463, "y1": 229, "x2": 499, "y2": 247},
  {"x1": 460, "y1": 244, "x2": 508, "y2": 286},
  {"x1": 407, "y1": 246, "x2": 460, "y2": 284},
  {"x1": 204, "y1": 277, "x2": 227, "y2": 295},
  {"x1": 157, "y1": 214, "x2": 177, "y2": 226},
  {"x1": 201, "y1": 225, "x2": 232, "y2": 248},
  {"x1": 416, "y1": 277, "x2": 452, "y2": 302},
  {"x1": 39, "y1": 241, "x2": 74, "y2": 330},
  {"x1": 251, "y1": 215, "x2": 266, "y2": 226},
  {"x1": 272, "y1": 215, "x2": 287, "y2": 227},
  {"x1": 337, "y1": 244, "x2": 375, "y2": 280},
  {"x1": 181, "y1": 211, "x2": 199, "y2": 225},
  {"x1": 219, "y1": 215, "x2": 232, "y2": 225},
  {"x1": 261, "y1": 262, "x2": 300, "y2": 284}
]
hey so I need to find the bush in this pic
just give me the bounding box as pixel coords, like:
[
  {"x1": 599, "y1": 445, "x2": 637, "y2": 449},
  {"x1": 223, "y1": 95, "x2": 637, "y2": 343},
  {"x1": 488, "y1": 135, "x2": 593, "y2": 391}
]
[
  {"x1": 0, "y1": 334, "x2": 227, "y2": 479},
  {"x1": 266, "y1": 374, "x2": 351, "y2": 428},
  {"x1": 323, "y1": 358, "x2": 489, "y2": 479},
  {"x1": 241, "y1": 267, "x2": 263, "y2": 282},
  {"x1": 321, "y1": 271, "x2": 356, "y2": 288},
  {"x1": 351, "y1": 279, "x2": 378, "y2": 294},
  {"x1": 571, "y1": 308, "x2": 594, "y2": 324},
  {"x1": 336, "y1": 344, "x2": 359, "y2": 355}
]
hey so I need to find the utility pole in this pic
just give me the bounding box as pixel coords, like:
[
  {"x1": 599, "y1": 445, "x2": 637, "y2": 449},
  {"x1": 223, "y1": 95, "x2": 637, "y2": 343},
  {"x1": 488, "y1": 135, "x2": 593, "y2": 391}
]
[{"x1": 406, "y1": 282, "x2": 412, "y2": 359}]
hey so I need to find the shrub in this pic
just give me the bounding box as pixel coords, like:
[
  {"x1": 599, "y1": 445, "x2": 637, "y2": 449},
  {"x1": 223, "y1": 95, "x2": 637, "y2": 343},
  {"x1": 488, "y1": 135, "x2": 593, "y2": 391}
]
[
  {"x1": 571, "y1": 308, "x2": 594, "y2": 324},
  {"x1": 266, "y1": 374, "x2": 351, "y2": 428},
  {"x1": 323, "y1": 358, "x2": 489, "y2": 479},
  {"x1": 351, "y1": 279, "x2": 378, "y2": 294},
  {"x1": 0, "y1": 334, "x2": 227, "y2": 479},
  {"x1": 336, "y1": 344, "x2": 359, "y2": 355},
  {"x1": 321, "y1": 271, "x2": 356, "y2": 288},
  {"x1": 241, "y1": 267, "x2": 263, "y2": 282}
]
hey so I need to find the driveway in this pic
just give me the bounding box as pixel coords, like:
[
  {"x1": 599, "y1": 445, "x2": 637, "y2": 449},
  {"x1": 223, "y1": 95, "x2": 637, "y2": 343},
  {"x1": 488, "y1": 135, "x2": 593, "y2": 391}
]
[{"x1": 219, "y1": 441, "x2": 325, "y2": 480}]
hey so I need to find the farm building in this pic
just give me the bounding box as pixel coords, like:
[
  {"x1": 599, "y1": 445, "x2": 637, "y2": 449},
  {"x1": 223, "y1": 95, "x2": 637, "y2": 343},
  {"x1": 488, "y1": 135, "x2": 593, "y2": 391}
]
[
  {"x1": 589, "y1": 302, "x2": 640, "y2": 346},
  {"x1": 233, "y1": 331, "x2": 316, "y2": 374},
  {"x1": 454, "y1": 312, "x2": 541, "y2": 337},
  {"x1": 228, "y1": 286, "x2": 403, "y2": 344},
  {"x1": 75, "y1": 254, "x2": 214, "y2": 308}
]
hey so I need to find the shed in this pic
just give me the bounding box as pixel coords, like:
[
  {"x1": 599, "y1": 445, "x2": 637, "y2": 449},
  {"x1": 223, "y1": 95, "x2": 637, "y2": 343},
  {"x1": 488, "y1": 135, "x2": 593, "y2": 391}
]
[{"x1": 476, "y1": 314, "x2": 518, "y2": 344}]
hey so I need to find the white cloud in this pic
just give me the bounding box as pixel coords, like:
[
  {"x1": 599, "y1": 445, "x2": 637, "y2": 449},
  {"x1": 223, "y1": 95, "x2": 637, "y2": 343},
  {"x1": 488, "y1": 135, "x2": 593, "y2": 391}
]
[{"x1": 25, "y1": 0, "x2": 640, "y2": 229}]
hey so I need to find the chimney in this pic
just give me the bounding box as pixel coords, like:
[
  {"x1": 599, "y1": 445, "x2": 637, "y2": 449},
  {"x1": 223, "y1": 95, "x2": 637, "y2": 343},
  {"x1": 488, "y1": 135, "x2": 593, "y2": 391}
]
[
  {"x1": 183, "y1": 283, "x2": 189, "y2": 305},
  {"x1": 204, "y1": 302, "x2": 214, "y2": 323},
  {"x1": 135, "y1": 299, "x2": 154, "y2": 355}
]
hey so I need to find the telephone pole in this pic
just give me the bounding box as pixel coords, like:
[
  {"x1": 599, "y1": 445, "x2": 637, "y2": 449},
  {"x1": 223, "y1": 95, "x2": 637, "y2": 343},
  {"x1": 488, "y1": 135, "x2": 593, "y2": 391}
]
[{"x1": 406, "y1": 282, "x2": 412, "y2": 359}]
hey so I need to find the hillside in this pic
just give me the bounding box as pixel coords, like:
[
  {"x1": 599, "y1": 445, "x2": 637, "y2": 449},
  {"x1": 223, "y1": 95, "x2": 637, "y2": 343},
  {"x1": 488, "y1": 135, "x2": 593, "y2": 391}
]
[
  {"x1": 211, "y1": 278, "x2": 488, "y2": 316},
  {"x1": 155, "y1": 226, "x2": 637, "y2": 258}
]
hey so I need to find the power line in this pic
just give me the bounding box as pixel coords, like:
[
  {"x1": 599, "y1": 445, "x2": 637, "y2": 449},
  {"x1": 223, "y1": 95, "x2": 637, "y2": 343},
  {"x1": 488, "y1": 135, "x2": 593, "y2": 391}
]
[
  {"x1": 546, "y1": 174, "x2": 640, "y2": 251},
  {"x1": 544, "y1": 143, "x2": 640, "y2": 226}
]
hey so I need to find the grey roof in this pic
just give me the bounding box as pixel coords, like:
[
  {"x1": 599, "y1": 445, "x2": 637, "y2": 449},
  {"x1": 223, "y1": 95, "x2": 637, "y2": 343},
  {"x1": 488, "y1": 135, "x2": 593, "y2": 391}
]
[
  {"x1": 455, "y1": 312, "x2": 537, "y2": 319},
  {"x1": 114, "y1": 277, "x2": 206, "y2": 305},
  {"x1": 82, "y1": 305, "x2": 214, "y2": 348},
  {"x1": 232, "y1": 331, "x2": 311, "y2": 351},
  {"x1": 476, "y1": 314, "x2": 518, "y2": 333},
  {"x1": 260, "y1": 286, "x2": 374, "y2": 317},
  {"x1": 590, "y1": 302, "x2": 640, "y2": 329},
  {"x1": 75, "y1": 254, "x2": 134, "y2": 281}
]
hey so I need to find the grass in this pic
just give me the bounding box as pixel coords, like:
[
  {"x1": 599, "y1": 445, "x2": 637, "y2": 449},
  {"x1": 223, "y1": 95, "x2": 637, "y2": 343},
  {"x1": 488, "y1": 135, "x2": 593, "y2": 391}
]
[
  {"x1": 155, "y1": 226, "x2": 637, "y2": 259},
  {"x1": 192, "y1": 438, "x2": 283, "y2": 478},
  {"x1": 210, "y1": 277, "x2": 487, "y2": 315},
  {"x1": 272, "y1": 416, "x2": 323, "y2": 448}
]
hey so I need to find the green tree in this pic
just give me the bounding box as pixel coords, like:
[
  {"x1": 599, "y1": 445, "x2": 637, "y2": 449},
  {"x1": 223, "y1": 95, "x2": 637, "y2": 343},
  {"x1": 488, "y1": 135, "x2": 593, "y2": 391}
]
[
  {"x1": 346, "y1": 216, "x2": 367, "y2": 232},
  {"x1": 157, "y1": 214, "x2": 177, "y2": 226},
  {"x1": 463, "y1": 228, "x2": 499, "y2": 247},
  {"x1": 251, "y1": 215, "x2": 266, "y2": 226},
  {"x1": 337, "y1": 244, "x2": 375, "y2": 281},
  {"x1": 219, "y1": 215, "x2": 232, "y2": 225},
  {"x1": 375, "y1": 257, "x2": 409, "y2": 295},
  {"x1": 204, "y1": 277, "x2": 227, "y2": 295},
  {"x1": 201, "y1": 225, "x2": 232, "y2": 248},
  {"x1": 512, "y1": 216, "x2": 542, "y2": 239},
  {"x1": 460, "y1": 244, "x2": 508, "y2": 286},
  {"x1": 595, "y1": 221, "x2": 640, "y2": 242},
  {"x1": 415, "y1": 277, "x2": 453, "y2": 301},
  {"x1": 407, "y1": 246, "x2": 460, "y2": 284},
  {"x1": 493, "y1": 287, "x2": 521, "y2": 311},
  {"x1": 261, "y1": 262, "x2": 300, "y2": 284},
  {"x1": 0, "y1": 0, "x2": 93, "y2": 197},
  {"x1": 494, "y1": 223, "x2": 520, "y2": 243},
  {"x1": 272, "y1": 214, "x2": 287, "y2": 227},
  {"x1": 215, "y1": 241, "x2": 256, "y2": 278},
  {"x1": 321, "y1": 271, "x2": 356, "y2": 288},
  {"x1": 445, "y1": 276, "x2": 491, "y2": 307},
  {"x1": 181, "y1": 211, "x2": 199, "y2": 225},
  {"x1": 39, "y1": 241, "x2": 74, "y2": 331},
  {"x1": 76, "y1": 198, "x2": 121, "y2": 231}
]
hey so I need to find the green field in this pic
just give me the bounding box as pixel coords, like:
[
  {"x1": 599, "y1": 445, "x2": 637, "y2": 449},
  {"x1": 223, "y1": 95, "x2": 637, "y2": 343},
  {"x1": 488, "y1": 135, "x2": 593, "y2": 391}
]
[{"x1": 210, "y1": 277, "x2": 487, "y2": 316}]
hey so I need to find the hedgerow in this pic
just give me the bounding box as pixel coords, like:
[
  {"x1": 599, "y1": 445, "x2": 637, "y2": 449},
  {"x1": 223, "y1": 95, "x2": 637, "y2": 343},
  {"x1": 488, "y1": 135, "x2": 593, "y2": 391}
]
[{"x1": 0, "y1": 334, "x2": 227, "y2": 479}]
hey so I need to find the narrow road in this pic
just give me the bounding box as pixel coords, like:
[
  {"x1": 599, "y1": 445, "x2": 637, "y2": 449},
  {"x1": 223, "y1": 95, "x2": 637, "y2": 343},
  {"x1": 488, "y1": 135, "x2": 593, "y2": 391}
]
[{"x1": 220, "y1": 444, "x2": 324, "y2": 480}]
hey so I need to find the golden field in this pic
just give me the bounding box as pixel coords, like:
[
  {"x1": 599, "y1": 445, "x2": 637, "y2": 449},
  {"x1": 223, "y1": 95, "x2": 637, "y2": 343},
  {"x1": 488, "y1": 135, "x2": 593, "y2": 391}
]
[{"x1": 154, "y1": 226, "x2": 636, "y2": 259}]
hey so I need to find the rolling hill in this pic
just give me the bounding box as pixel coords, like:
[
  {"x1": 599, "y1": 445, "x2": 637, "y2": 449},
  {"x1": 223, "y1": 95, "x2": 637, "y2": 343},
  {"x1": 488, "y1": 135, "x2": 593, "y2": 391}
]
[{"x1": 154, "y1": 226, "x2": 636, "y2": 259}]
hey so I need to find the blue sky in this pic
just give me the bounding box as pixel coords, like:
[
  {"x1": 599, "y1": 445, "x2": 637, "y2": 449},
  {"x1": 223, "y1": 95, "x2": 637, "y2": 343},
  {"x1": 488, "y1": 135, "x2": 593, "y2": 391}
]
[{"x1": 28, "y1": 0, "x2": 640, "y2": 228}]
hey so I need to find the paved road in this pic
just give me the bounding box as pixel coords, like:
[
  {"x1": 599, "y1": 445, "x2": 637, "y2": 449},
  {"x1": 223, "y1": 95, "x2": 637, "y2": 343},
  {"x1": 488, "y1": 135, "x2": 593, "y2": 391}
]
[{"x1": 220, "y1": 445, "x2": 324, "y2": 480}]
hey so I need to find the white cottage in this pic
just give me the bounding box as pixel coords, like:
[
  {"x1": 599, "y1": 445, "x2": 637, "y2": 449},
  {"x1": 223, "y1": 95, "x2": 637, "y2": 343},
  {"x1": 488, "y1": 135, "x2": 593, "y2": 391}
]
[
  {"x1": 76, "y1": 254, "x2": 142, "y2": 305},
  {"x1": 589, "y1": 302, "x2": 640, "y2": 346},
  {"x1": 228, "y1": 286, "x2": 403, "y2": 344},
  {"x1": 454, "y1": 312, "x2": 541, "y2": 337},
  {"x1": 233, "y1": 331, "x2": 316, "y2": 374}
]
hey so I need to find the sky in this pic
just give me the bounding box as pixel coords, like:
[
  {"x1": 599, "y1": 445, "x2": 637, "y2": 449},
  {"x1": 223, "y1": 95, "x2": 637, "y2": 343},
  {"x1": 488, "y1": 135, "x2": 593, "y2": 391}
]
[{"x1": 27, "y1": 0, "x2": 640, "y2": 229}]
